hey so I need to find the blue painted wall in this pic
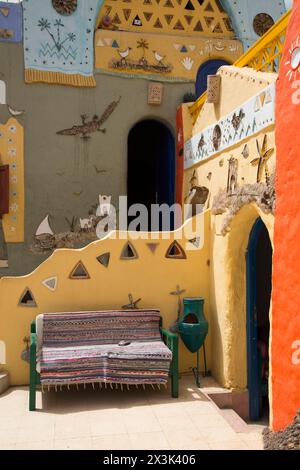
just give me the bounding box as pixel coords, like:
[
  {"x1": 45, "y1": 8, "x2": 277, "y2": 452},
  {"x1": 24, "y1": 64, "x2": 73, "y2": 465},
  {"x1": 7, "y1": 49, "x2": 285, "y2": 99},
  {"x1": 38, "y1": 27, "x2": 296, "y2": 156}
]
[{"x1": 221, "y1": 1, "x2": 288, "y2": 50}]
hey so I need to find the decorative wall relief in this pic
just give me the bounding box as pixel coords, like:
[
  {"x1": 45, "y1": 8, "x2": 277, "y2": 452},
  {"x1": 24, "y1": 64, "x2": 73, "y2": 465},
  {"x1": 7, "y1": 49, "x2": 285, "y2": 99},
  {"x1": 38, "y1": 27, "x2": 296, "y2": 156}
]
[
  {"x1": 227, "y1": 157, "x2": 238, "y2": 195},
  {"x1": 0, "y1": 118, "x2": 24, "y2": 244},
  {"x1": 148, "y1": 82, "x2": 163, "y2": 105},
  {"x1": 69, "y1": 261, "x2": 90, "y2": 279},
  {"x1": 18, "y1": 288, "x2": 37, "y2": 307},
  {"x1": 52, "y1": 0, "x2": 78, "y2": 16},
  {"x1": 95, "y1": 29, "x2": 242, "y2": 82},
  {"x1": 147, "y1": 243, "x2": 159, "y2": 254},
  {"x1": 251, "y1": 135, "x2": 274, "y2": 184},
  {"x1": 31, "y1": 194, "x2": 115, "y2": 254},
  {"x1": 110, "y1": 38, "x2": 173, "y2": 75},
  {"x1": 23, "y1": 0, "x2": 104, "y2": 87},
  {"x1": 184, "y1": 84, "x2": 275, "y2": 169},
  {"x1": 97, "y1": 0, "x2": 236, "y2": 38},
  {"x1": 42, "y1": 276, "x2": 58, "y2": 292},
  {"x1": 185, "y1": 170, "x2": 209, "y2": 217},
  {"x1": 166, "y1": 241, "x2": 187, "y2": 260},
  {"x1": 57, "y1": 98, "x2": 120, "y2": 138},
  {"x1": 169, "y1": 284, "x2": 186, "y2": 332},
  {"x1": 0, "y1": 79, "x2": 6, "y2": 104},
  {"x1": 207, "y1": 74, "x2": 221, "y2": 104},
  {"x1": 96, "y1": 252, "x2": 110, "y2": 268},
  {"x1": 0, "y1": 1, "x2": 22, "y2": 43},
  {"x1": 212, "y1": 173, "x2": 276, "y2": 236},
  {"x1": 96, "y1": 195, "x2": 112, "y2": 216},
  {"x1": 120, "y1": 241, "x2": 138, "y2": 260},
  {"x1": 122, "y1": 293, "x2": 141, "y2": 310}
]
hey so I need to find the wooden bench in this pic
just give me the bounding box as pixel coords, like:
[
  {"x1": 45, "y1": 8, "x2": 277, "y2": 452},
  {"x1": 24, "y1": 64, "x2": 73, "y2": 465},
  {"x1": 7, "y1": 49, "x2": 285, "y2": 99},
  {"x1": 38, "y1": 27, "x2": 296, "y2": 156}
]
[{"x1": 29, "y1": 309, "x2": 178, "y2": 410}]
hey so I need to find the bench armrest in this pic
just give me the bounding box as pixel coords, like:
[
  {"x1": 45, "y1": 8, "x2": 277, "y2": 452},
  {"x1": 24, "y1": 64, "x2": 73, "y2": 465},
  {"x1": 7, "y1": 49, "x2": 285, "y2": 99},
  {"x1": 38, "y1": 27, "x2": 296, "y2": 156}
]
[{"x1": 160, "y1": 327, "x2": 179, "y2": 398}]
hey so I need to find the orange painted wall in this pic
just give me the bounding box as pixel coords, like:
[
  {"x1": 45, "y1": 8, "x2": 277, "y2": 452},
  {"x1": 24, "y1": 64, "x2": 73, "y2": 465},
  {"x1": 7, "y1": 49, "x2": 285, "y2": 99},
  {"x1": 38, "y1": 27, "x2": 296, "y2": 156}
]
[{"x1": 272, "y1": 0, "x2": 300, "y2": 431}]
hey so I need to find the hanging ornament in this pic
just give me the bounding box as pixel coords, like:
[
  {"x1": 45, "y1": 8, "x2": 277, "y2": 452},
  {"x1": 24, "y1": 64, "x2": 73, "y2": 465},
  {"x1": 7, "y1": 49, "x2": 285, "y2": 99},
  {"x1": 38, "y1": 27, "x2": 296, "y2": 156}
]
[{"x1": 52, "y1": 0, "x2": 78, "y2": 16}]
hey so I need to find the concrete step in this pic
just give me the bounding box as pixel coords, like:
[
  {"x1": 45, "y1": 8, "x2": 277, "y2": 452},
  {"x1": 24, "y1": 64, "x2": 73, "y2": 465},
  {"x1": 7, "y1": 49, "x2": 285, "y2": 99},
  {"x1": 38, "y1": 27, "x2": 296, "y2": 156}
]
[{"x1": 0, "y1": 371, "x2": 9, "y2": 395}]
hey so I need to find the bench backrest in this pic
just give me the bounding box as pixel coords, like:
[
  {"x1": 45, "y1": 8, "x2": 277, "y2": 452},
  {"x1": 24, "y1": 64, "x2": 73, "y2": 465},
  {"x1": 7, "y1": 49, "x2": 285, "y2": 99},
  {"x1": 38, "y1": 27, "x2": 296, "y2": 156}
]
[{"x1": 37, "y1": 309, "x2": 162, "y2": 348}]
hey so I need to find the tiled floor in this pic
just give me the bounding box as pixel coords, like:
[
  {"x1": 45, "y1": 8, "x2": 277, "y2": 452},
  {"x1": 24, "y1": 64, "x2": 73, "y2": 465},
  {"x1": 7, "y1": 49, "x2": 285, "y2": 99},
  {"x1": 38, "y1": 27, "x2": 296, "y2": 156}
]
[{"x1": 0, "y1": 375, "x2": 265, "y2": 450}]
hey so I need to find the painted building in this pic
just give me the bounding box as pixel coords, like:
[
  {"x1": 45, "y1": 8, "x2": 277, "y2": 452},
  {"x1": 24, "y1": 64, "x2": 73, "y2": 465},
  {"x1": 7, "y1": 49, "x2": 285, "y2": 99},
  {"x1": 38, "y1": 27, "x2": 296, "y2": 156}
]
[{"x1": 0, "y1": 0, "x2": 298, "y2": 435}]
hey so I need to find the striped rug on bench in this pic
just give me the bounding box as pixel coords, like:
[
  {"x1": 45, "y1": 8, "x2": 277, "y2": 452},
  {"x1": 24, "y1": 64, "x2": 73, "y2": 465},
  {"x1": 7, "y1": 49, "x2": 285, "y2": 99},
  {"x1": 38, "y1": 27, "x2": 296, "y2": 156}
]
[{"x1": 37, "y1": 310, "x2": 172, "y2": 386}]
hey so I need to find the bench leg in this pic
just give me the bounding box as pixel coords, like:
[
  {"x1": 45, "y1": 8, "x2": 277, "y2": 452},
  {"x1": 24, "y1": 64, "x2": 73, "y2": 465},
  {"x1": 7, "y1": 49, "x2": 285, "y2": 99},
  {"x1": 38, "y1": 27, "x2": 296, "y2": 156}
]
[
  {"x1": 171, "y1": 370, "x2": 179, "y2": 398},
  {"x1": 171, "y1": 335, "x2": 179, "y2": 398},
  {"x1": 29, "y1": 379, "x2": 36, "y2": 411},
  {"x1": 29, "y1": 335, "x2": 37, "y2": 411}
]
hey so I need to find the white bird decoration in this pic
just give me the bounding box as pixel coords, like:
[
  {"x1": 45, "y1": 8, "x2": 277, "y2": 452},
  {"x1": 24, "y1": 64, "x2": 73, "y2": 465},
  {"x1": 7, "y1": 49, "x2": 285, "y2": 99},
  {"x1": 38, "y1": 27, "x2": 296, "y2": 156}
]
[
  {"x1": 118, "y1": 48, "x2": 132, "y2": 62},
  {"x1": 153, "y1": 50, "x2": 165, "y2": 64},
  {"x1": 7, "y1": 105, "x2": 25, "y2": 117}
]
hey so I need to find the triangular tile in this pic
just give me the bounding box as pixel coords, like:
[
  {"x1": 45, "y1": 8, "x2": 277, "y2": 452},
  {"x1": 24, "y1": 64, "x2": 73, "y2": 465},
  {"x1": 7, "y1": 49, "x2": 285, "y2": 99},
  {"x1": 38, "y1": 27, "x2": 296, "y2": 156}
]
[
  {"x1": 120, "y1": 242, "x2": 138, "y2": 260},
  {"x1": 184, "y1": 15, "x2": 193, "y2": 25},
  {"x1": 185, "y1": 0, "x2": 195, "y2": 10},
  {"x1": 0, "y1": 7, "x2": 10, "y2": 17},
  {"x1": 194, "y1": 21, "x2": 203, "y2": 32},
  {"x1": 174, "y1": 19, "x2": 184, "y2": 30},
  {"x1": 164, "y1": 14, "x2": 174, "y2": 24},
  {"x1": 112, "y1": 40, "x2": 119, "y2": 48},
  {"x1": 42, "y1": 277, "x2": 58, "y2": 291},
  {"x1": 147, "y1": 243, "x2": 159, "y2": 253},
  {"x1": 97, "y1": 252, "x2": 111, "y2": 268},
  {"x1": 69, "y1": 261, "x2": 90, "y2": 279},
  {"x1": 123, "y1": 9, "x2": 131, "y2": 21},
  {"x1": 154, "y1": 18, "x2": 163, "y2": 28},
  {"x1": 132, "y1": 15, "x2": 142, "y2": 26},
  {"x1": 19, "y1": 288, "x2": 37, "y2": 307},
  {"x1": 144, "y1": 12, "x2": 153, "y2": 21},
  {"x1": 188, "y1": 237, "x2": 201, "y2": 248},
  {"x1": 166, "y1": 241, "x2": 187, "y2": 259}
]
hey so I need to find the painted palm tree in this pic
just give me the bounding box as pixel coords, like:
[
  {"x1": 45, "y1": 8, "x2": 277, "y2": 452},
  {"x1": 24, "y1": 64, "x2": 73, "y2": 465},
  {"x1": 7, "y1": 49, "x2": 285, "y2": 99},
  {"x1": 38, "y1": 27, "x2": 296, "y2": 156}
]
[
  {"x1": 137, "y1": 39, "x2": 149, "y2": 64},
  {"x1": 38, "y1": 17, "x2": 76, "y2": 52},
  {"x1": 251, "y1": 135, "x2": 274, "y2": 185}
]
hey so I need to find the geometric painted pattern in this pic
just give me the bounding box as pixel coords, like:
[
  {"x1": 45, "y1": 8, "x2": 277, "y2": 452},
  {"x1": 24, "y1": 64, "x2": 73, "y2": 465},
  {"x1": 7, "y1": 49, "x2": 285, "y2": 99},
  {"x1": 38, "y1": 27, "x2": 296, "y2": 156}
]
[
  {"x1": 98, "y1": 0, "x2": 235, "y2": 37},
  {"x1": 42, "y1": 276, "x2": 58, "y2": 291}
]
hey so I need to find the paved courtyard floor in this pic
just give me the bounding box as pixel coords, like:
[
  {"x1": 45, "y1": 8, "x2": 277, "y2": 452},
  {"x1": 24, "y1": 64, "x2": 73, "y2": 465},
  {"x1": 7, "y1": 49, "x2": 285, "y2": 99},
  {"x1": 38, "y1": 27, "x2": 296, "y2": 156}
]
[{"x1": 0, "y1": 375, "x2": 264, "y2": 450}]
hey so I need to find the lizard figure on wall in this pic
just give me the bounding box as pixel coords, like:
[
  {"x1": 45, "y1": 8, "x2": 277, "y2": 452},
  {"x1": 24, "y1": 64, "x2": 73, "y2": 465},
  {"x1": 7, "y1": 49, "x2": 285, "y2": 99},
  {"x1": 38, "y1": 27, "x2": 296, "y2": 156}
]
[{"x1": 57, "y1": 97, "x2": 121, "y2": 139}]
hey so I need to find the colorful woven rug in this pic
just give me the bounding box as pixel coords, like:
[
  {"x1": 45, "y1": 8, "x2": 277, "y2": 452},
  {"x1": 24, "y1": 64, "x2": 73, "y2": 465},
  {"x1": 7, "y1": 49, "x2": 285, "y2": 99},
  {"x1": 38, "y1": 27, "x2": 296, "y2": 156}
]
[
  {"x1": 0, "y1": 1, "x2": 22, "y2": 43},
  {"x1": 23, "y1": 0, "x2": 104, "y2": 87},
  {"x1": 37, "y1": 310, "x2": 172, "y2": 386}
]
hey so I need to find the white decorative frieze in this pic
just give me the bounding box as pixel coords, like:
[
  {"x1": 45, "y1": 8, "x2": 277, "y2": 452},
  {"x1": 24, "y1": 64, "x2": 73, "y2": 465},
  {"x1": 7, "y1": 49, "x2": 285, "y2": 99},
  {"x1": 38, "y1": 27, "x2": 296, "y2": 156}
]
[{"x1": 184, "y1": 84, "x2": 275, "y2": 169}]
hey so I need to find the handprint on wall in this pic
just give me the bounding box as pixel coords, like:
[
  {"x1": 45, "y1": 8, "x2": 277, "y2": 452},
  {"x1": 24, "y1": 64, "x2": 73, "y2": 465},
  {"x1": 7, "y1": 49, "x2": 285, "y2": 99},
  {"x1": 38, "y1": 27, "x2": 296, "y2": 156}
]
[{"x1": 181, "y1": 57, "x2": 194, "y2": 71}]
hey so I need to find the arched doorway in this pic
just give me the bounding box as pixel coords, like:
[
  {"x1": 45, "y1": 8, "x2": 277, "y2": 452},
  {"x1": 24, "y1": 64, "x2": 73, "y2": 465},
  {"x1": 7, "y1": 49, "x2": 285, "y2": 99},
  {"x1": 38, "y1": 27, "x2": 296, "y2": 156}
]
[
  {"x1": 195, "y1": 59, "x2": 230, "y2": 98},
  {"x1": 127, "y1": 119, "x2": 175, "y2": 230},
  {"x1": 246, "y1": 218, "x2": 273, "y2": 421}
]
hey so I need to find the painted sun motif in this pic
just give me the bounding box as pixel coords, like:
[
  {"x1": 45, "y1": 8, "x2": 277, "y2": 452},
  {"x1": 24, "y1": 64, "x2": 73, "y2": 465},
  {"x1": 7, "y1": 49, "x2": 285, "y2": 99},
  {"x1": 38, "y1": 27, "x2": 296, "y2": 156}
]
[{"x1": 286, "y1": 36, "x2": 300, "y2": 81}]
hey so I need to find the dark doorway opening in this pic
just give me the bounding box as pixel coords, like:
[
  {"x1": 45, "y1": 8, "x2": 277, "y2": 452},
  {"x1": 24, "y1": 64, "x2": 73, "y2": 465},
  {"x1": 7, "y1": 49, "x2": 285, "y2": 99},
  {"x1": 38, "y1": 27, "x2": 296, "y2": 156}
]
[
  {"x1": 127, "y1": 119, "x2": 175, "y2": 231},
  {"x1": 195, "y1": 59, "x2": 229, "y2": 98},
  {"x1": 246, "y1": 218, "x2": 272, "y2": 421}
]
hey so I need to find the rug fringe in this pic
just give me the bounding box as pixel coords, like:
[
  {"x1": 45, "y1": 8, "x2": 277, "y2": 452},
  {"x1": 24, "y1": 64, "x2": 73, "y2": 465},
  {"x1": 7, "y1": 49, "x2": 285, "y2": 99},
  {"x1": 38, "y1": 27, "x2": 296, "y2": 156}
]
[
  {"x1": 25, "y1": 69, "x2": 96, "y2": 88},
  {"x1": 41, "y1": 381, "x2": 168, "y2": 391}
]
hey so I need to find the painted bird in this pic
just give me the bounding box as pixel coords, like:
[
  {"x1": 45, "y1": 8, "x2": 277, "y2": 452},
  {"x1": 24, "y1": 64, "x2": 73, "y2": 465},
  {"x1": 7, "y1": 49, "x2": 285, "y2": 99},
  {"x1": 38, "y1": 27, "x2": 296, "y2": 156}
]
[
  {"x1": 118, "y1": 47, "x2": 132, "y2": 63},
  {"x1": 153, "y1": 50, "x2": 165, "y2": 64}
]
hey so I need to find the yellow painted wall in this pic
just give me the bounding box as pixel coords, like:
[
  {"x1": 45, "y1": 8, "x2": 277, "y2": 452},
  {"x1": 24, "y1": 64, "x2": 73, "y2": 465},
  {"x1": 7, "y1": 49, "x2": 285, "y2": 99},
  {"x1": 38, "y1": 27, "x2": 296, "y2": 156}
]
[
  {"x1": 98, "y1": 0, "x2": 236, "y2": 38},
  {"x1": 193, "y1": 66, "x2": 278, "y2": 134},
  {"x1": 95, "y1": 30, "x2": 242, "y2": 82},
  {"x1": 0, "y1": 214, "x2": 211, "y2": 386},
  {"x1": 183, "y1": 66, "x2": 277, "y2": 390}
]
